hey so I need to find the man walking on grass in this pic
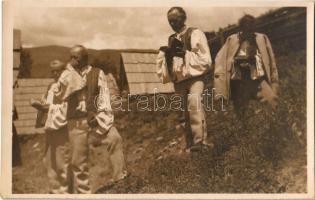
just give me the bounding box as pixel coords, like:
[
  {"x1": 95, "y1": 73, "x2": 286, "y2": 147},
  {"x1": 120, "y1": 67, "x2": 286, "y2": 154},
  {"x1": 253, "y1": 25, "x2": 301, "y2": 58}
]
[
  {"x1": 214, "y1": 14, "x2": 279, "y2": 130},
  {"x1": 156, "y1": 7, "x2": 212, "y2": 152}
]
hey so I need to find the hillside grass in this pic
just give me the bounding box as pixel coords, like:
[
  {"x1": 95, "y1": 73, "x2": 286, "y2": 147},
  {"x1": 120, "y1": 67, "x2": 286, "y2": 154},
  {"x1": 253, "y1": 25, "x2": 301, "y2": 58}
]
[{"x1": 12, "y1": 50, "x2": 307, "y2": 194}]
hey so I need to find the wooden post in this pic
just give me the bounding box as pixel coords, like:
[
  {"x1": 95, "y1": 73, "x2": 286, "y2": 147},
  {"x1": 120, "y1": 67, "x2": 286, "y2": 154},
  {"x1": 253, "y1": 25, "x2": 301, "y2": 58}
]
[{"x1": 13, "y1": 29, "x2": 21, "y2": 87}]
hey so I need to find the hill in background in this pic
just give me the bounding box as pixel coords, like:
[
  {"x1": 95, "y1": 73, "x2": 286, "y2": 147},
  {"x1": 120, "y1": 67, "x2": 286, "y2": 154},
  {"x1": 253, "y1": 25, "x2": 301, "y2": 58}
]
[
  {"x1": 24, "y1": 45, "x2": 121, "y2": 78},
  {"x1": 24, "y1": 45, "x2": 157, "y2": 79}
]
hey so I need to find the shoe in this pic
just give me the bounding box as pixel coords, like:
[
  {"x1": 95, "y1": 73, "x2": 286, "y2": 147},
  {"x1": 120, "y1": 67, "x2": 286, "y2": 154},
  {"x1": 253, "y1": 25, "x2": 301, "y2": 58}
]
[{"x1": 190, "y1": 142, "x2": 213, "y2": 153}]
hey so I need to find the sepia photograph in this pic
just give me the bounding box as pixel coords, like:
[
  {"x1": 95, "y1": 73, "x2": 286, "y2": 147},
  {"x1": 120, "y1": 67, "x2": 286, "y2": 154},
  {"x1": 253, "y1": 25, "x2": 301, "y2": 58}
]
[{"x1": 1, "y1": 0, "x2": 314, "y2": 199}]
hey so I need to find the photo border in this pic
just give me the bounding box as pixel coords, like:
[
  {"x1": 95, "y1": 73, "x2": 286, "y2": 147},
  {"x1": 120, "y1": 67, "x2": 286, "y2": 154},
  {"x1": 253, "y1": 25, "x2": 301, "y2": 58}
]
[{"x1": 1, "y1": 0, "x2": 314, "y2": 199}]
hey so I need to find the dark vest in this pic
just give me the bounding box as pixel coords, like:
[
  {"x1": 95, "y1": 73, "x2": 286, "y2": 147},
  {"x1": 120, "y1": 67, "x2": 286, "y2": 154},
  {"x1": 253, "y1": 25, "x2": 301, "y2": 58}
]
[
  {"x1": 167, "y1": 27, "x2": 197, "y2": 81},
  {"x1": 168, "y1": 27, "x2": 197, "y2": 51},
  {"x1": 67, "y1": 90, "x2": 85, "y2": 120},
  {"x1": 86, "y1": 67, "x2": 101, "y2": 114},
  {"x1": 67, "y1": 67, "x2": 101, "y2": 120}
]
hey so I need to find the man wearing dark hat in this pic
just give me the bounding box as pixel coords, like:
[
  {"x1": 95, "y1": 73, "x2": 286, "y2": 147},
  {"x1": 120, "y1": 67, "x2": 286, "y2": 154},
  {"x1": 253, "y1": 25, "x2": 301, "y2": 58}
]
[
  {"x1": 157, "y1": 7, "x2": 212, "y2": 152},
  {"x1": 214, "y1": 14, "x2": 279, "y2": 122}
]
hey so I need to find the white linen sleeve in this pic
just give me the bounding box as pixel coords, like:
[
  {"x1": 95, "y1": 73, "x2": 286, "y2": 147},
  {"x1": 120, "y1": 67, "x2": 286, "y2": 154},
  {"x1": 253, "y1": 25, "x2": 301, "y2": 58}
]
[
  {"x1": 44, "y1": 101, "x2": 68, "y2": 131},
  {"x1": 94, "y1": 70, "x2": 114, "y2": 135},
  {"x1": 185, "y1": 29, "x2": 212, "y2": 74},
  {"x1": 156, "y1": 51, "x2": 172, "y2": 83}
]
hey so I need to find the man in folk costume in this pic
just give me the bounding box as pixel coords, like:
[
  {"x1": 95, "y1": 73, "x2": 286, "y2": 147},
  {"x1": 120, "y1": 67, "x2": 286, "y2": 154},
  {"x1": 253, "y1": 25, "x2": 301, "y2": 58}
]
[
  {"x1": 156, "y1": 7, "x2": 212, "y2": 152},
  {"x1": 32, "y1": 58, "x2": 88, "y2": 193},
  {"x1": 30, "y1": 60, "x2": 70, "y2": 194},
  {"x1": 68, "y1": 45, "x2": 127, "y2": 193},
  {"x1": 35, "y1": 45, "x2": 127, "y2": 193},
  {"x1": 31, "y1": 59, "x2": 86, "y2": 193},
  {"x1": 214, "y1": 15, "x2": 279, "y2": 124}
]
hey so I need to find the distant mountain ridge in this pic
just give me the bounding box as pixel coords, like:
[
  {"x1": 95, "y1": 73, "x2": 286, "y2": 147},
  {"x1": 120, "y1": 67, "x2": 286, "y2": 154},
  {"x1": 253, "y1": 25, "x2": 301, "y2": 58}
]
[{"x1": 24, "y1": 45, "x2": 157, "y2": 78}]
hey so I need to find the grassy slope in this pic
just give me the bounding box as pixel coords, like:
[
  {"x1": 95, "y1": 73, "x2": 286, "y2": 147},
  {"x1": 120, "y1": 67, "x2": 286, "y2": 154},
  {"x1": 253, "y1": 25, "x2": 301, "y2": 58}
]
[{"x1": 12, "y1": 50, "x2": 307, "y2": 193}]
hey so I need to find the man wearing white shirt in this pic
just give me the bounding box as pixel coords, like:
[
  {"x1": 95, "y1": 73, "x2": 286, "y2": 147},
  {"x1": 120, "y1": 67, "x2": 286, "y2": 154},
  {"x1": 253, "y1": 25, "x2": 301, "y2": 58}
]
[
  {"x1": 37, "y1": 46, "x2": 127, "y2": 194},
  {"x1": 30, "y1": 60, "x2": 70, "y2": 194},
  {"x1": 156, "y1": 7, "x2": 212, "y2": 152},
  {"x1": 67, "y1": 45, "x2": 127, "y2": 193}
]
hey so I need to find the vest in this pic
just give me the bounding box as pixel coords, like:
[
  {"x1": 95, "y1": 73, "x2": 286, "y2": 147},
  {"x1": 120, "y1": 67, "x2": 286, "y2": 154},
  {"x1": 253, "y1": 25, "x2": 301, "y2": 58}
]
[
  {"x1": 168, "y1": 27, "x2": 197, "y2": 51},
  {"x1": 167, "y1": 27, "x2": 197, "y2": 81},
  {"x1": 67, "y1": 67, "x2": 101, "y2": 120},
  {"x1": 67, "y1": 90, "x2": 85, "y2": 120},
  {"x1": 232, "y1": 36, "x2": 265, "y2": 81},
  {"x1": 86, "y1": 67, "x2": 101, "y2": 114}
]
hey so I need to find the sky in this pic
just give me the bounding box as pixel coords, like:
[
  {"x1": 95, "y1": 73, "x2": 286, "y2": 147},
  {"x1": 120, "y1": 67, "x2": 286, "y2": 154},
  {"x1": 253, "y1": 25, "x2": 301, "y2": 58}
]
[{"x1": 14, "y1": 7, "x2": 275, "y2": 50}]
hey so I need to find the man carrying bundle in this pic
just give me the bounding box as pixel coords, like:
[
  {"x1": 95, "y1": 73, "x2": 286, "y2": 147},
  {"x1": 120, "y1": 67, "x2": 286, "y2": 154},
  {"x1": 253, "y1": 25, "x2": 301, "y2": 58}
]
[{"x1": 156, "y1": 7, "x2": 212, "y2": 152}]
